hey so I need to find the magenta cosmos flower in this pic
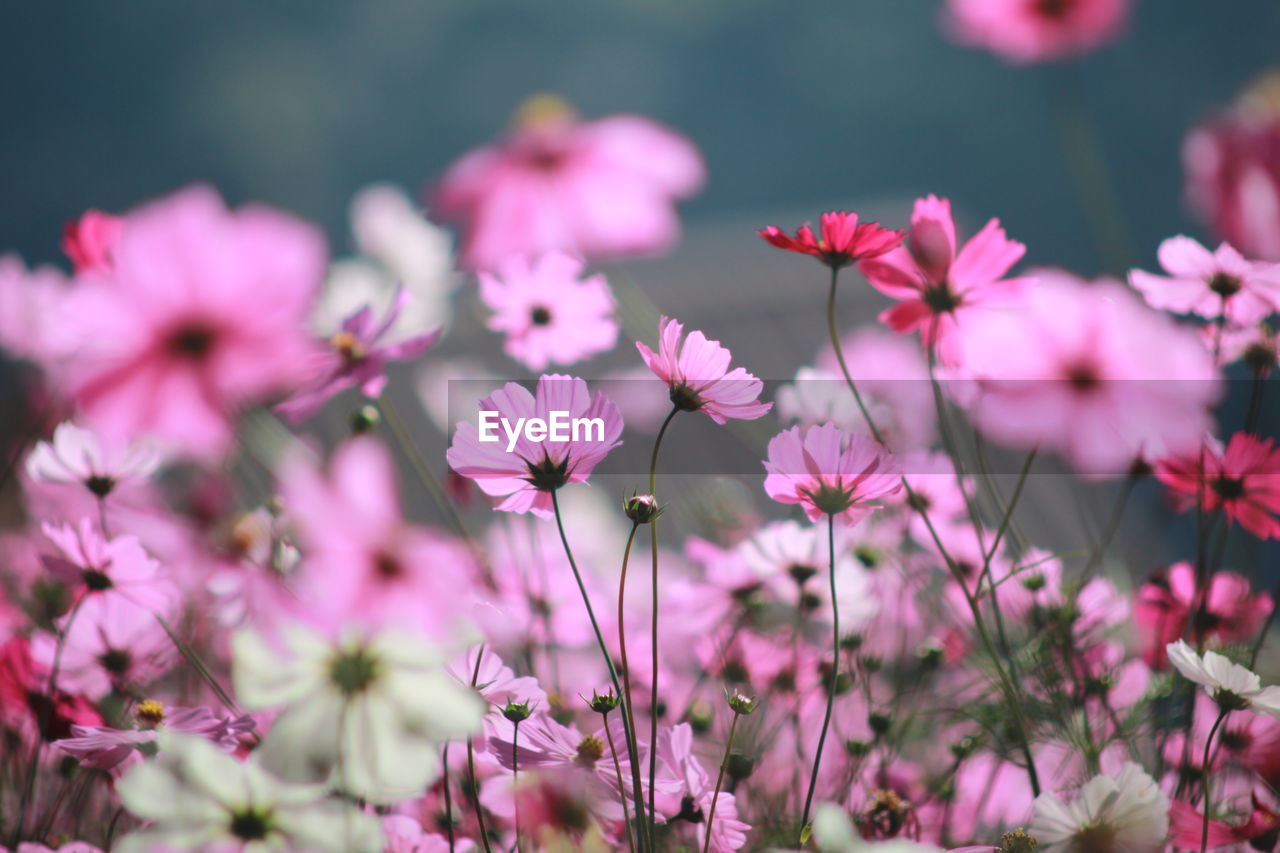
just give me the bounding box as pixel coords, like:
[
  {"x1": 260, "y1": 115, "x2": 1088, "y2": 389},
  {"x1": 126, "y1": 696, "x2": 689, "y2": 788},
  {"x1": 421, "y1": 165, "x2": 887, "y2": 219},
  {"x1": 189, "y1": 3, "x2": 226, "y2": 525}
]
[
  {"x1": 63, "y1": 185, "x2": 326, "y2": 457},
  {"x1": 1155, "y1": 431, "x2": 1280, "y2": 540},
  {"x1": 636, "y1": 316, "x2": 772, "y2": 423},
  {"x1": 447, "y1": 374, "x2": 623, "y2": 518},
  {"x1": 954, "y1": 270, "x2": 1221, "y2": 477},
  {"x1": 763, "y1": 423, "x2": 901, "y2": 525},
  {"x1": 1134, "y1": 561, "x2": 1273, "y2": 669},
  {"x1": 432, "y1": 95, "x2": 705, "y2": 271},
  {"x1": 859, "y1": 194, "x2": 1034, "y2": 364},
  {"x1": 479, "y1": 251, "x2": 618, "y2": 371},
  {"x1": 62, "y1": 209, "x2": 123, "y2": 275},
  {"x1": 1129, "y1": 235, "x2": 1280, "y2": 326},
  {"x1": 942, "y1": 0, "x2": 1130, "y2": 64},
  {"x1": 1184, "y1": 74, "x2": 1280, "y2": 261},
  {"x1": 758, "y1": 211, "x2": 903, "y2": 270}
]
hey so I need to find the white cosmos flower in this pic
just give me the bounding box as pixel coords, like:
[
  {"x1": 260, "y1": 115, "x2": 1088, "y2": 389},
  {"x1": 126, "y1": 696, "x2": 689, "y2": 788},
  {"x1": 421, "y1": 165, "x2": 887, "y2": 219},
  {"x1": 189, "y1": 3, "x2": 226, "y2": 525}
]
[
  {"x1": 811, "y1": 803, "x2": 943, "y2": 853},
  {"x1": 26, "y1": 421, "x2": 160, "y2": 496},
  {"x1": 232, "y1": 622, "x2": 484, "y2": 803},
  {"x1": 1029, "y1": 762, "x2": 1169, "y2": 853},
  {"x1": 1166, "y1": 639, "x2": 1280, "y2": 715},
  {"x1": 115, "y1": 731, "x2": 382, "y2": 853}
]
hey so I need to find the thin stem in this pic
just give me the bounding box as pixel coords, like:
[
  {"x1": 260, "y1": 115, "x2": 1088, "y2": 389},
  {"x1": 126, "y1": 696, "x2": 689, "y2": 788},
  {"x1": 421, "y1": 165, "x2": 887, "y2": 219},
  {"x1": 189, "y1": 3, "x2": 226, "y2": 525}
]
[
  {"x1": 467, "y1": 647, "x2": 495, "y2": 853},
  {"x1": 1244, "y1": 370, "x2": 1268, "y2": 437},
  {"x1": 646, "y1": 405, "x2": 679, "y2": 843},
  {"x1": 702, "y1": 712, "x2": 740, "y2": 853},
  {"x1": 550, "y1": 489, "x2": 651, "y2": 851},
  {"x1": 442, "y1": 742, "x2": 456, "y2": 853},
  {"x1": 603, "y1": 710, "x2": 637, "y2": 853},
  {"x1": 826, "y1": 267, "x2": 885, "y2": 445},
  {"x1": 512, "y1": 719, "x2": 522, "y2": 853},
  {"x1": 800, "y1": 513, "x2": 840, "y2": 835},
  {"x1": 617, "y1": 522, "x2": 643, "y2": 821},
  {"x1": 1201, "y1": 708, "x2": 1230, "y2": 853}
]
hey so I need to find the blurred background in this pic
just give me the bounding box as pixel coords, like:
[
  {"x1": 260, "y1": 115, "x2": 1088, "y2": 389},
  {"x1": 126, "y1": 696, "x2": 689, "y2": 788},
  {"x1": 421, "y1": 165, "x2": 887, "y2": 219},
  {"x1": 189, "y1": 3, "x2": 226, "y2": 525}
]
[{"x1": 3, "y1": 0, "x2": 1279, "y2": 577}]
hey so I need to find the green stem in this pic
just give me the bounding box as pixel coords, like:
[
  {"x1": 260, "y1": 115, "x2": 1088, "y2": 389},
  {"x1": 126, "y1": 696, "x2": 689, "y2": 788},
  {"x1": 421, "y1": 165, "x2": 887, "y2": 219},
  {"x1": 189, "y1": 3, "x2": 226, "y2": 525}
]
[
  {"x1": 1201, "y1": 708, "x2": 1230, "y2": 853},
  {"x1": 467, "y1": 646, "x2": 494, "y2": 853},
  {"x1": 703, "y1": 712, "x2": 740, "y2": 853},
  {"x1": 646, "y1": 406, "x2": 679, "y2": 844},
  {"x1": 603, "y1": 710, "x2": 637, "y2": 853},
  {"x1": 800, "y1": 513, "x2": 840, "y2": 835},
  {"x1": 617, "y1": 522, "x2": 646, "y2": 849},
  {"x1": 551, "y1": 490, "x2": 651, "y2": 851}
]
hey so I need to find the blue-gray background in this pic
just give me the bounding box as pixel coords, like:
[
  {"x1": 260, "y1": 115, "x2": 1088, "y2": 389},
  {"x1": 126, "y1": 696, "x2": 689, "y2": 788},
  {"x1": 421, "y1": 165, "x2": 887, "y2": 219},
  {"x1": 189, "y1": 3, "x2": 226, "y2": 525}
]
[{"x1": 3, "y1": 1, "x2": 1278, "y2": 271}]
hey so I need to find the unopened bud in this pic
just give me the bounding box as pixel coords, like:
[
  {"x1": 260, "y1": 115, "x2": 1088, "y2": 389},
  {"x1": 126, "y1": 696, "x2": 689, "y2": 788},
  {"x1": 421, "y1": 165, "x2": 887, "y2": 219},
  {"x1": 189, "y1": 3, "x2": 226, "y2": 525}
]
[
  {"x1": 585, "y1": 689, "x2": 619, "y2": 714},
  {"x1": 501, "y1": 700, "x2": 535, "y2": 723},
  {"x1": 845, "y1": 738, "x2": 871, "y2": 757},
  {"x1": 725, "y1": 690, "x2": 758, "y2": 716},
  {"x1": 868, "y1": 712, "x2": 892, "y2": 737},
  {"x1": 623, "y1": 493, "x2": 662, "y2": 524},
  {"x1": 350, "y1": 404, "x2": 380, "y2": 435}
]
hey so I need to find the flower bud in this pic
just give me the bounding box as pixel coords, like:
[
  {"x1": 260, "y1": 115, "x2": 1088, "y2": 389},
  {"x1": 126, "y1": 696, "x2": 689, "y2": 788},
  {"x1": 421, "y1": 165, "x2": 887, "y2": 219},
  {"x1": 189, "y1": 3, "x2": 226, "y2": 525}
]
[
  {"x1": 350, "y1": 404, "x2": 380, "y2": 435},
  {"x1": 868, "y1": 712, "x2": 892, "y2": 737},
  {"x1": 585, "y1": 689, "x2": 619, "y2": 714},
  {"x1": 502, "y1": 700, "x2": 535, "y2": 723},
  {"x1": 725, "y1": 690, "x2": 758, "y2": 716},
  {"x1": 623, "y1": 493, "x2": 662, "y2": 524}
]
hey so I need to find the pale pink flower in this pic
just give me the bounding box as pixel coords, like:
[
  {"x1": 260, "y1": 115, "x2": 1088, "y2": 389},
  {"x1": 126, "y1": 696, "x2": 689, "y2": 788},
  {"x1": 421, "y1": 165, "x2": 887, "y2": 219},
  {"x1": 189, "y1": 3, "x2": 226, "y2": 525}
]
[
  {"x1": 655, "y1": 723, "x2": 749, "y2": 853},
  {"x1": 479, "y1": 252, "x2": 618, "y2": 371},
  {"x1": 63, "y1": 185, "x2": 326, "y2": 457},
  {"x1": 56, "y1": 702, "x2": 254, "y2": 772},
  {"x1": 0, "y1": 255, "x2": 72, "y2": 365},
  {"x1": 276, "y1": 287, "x2": 441, "y2": 423},
  {"x1": 32, "y1": 593, "x2": 175, "y2": 698},
  {"x1": 40, "y1": 518, "x2": 173, "y2": 613},
  {"x1": 446, "y1": 375, "x2": 623, "y2": 518},
  {"x1": 432, "y1": 96, "x2": 704, "y2": 270},
  {"x1": 26, "y1": 421, "x2": 159, "y2": 498},
  {"x1": 636, "y1": 316, "x2": 772, "y2": 423},
  {"x1": 1212, "y1": 323, "x2": 1278, "y2": 374},
  {"x1": 955, "y1": 271, "x2": 1222, "y2": 477},
  {"x1": 281, "y1": 437, "x2": 478, "y2": 638},
  {"x1": 859, "y1": 195, "x2": 1034, "y2": 364},
  {"x1": 1129, "y1": 236, "x2": 1280, "y2": 325},
  {"x1": 763, "y1": 423, "x2": 902, "y2": 525},
  {"x1": 943, "y1": 0, "x2": 1130, "y2": 64},
  {"x1": 382, "y1": 815, "x2": 471, "y2": 853}
]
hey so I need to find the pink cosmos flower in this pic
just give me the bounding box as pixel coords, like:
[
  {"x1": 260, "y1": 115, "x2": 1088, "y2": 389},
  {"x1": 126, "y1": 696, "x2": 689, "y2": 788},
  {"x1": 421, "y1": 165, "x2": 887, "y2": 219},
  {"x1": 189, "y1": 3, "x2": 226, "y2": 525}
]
[
  {"x1": 26, "y1": 421, "x2": 159, "y2": 498},
  {"x1": 281, "y1": 437, "x2": 478, "y2": 638},
  {"x1": 954, "y1": 271, "x2": 1221, "y2": 477},
  {"x1": 1213, "y1": 323, "x2": 1278, "y2": 374},
  {"x1": 4, "y1": 843, "x2": 106, "y2": 853},
  {"x1": 1184, "y1": 75, "x2": 1280, "y2": 261},
  {"x1": 447, "y1": 375, "x2": 623, "y2": 518},
  {"x1": 478, "y1": 252, "x2": 618, "y2": 371},
  {"x1": 1129, "y1": 236, "x2": 1280, "y2": 326},
  {"x1": 56, "y1": 702, "x2": 254, "y2": 772},
  {"x1": 40, "y1": 518, "x2": 173, "y2": 614},
  {"x1": 1154, "y1": 432, "x2": 1280, "y2": 540},
  {"x1": 758, "y1": 211, "x2": 904, "y2": 270},
  {"x1": 0, "y1": 635, "x2": 103, "y2": 744},
  {"x1": 1134, "y1": 562, "x2": 1273, "y2": 669},
  {"x1": 763, "y1": 423, "x2": 902, "y2": 525},
  {"x1": 62, "y1": 209, "x2": 123, "y2": 275},
  {"x1": 859, "y1": 195, "x2": 1034, "y2": 364},
  {"x1": 276, "y1": 287, "x2": 441, "y2": 423},
  {"x1": 63, "y1": 185, "x2": 326, "y2": 457},
  {"x1": 382, "y1": 815, "x2": 470, "y2": 853},
  {"x1": 654, "y1": 723, "x2": 749, "y2": 853},
  {"x1": 432, "y1": 95, "x2": 705, "y2": 271},
  {"x1": 0, "y1": 255, "x2": 74, "y2": 367},
  {"x1": 942, "y1": 0, "x2": 1130, "y2": 64},
  {"x1": 1169, "y1": 796, "x2": 1280, "y2": 852},
  {"x1": 636, "y1": 316, "x2": 772, "y2": 423}
]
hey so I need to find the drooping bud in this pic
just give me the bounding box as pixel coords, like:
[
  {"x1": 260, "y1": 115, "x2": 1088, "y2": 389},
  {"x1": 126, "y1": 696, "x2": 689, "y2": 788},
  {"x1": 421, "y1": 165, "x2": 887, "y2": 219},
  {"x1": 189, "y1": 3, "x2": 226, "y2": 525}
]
[{"x1": 623, "y1": 493, "x2": 662, "y2": 524}]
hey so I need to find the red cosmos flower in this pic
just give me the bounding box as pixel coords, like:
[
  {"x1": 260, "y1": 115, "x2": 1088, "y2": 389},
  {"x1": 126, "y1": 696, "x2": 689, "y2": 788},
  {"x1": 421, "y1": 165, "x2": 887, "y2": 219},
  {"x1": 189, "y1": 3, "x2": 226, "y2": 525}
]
[
  {"x1": 1169, "y1": 796, "x2": 1280, "y2": 851},
  {"x1": 1133, "y1": 561, "x2": 1273, "y2": 669},
  {"x1": 759, "y1": 211, "x2": 904, "y2": 270},
  {"x1": 1155, "y1": 432, "x2": 1280, "y2": 540}
]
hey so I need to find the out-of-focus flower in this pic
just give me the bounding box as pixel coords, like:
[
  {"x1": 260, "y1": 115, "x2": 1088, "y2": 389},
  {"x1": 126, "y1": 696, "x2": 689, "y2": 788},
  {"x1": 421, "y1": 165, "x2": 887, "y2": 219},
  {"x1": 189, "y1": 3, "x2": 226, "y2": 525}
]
[
  {"x1": 860, "y1": 195, "x2": 1033, "y2": 364},
  {"x1": 1154, "y1": 432, "x2": 1280, "y2": 540},
  {"x1": 759, "y1": 211, "x2": 903, "y2": 270},
  {"x1": 942, "y1": 0, "x2": 1130, "y2": 64},
  {"x1": 233, "y1": 622, "x2": 483, "y2": 802},
  {"x1": 1184, "y1": 72, "x2": 1280, "y2": 262},
  {"x1": 1030, "y1": 763, "x2": 1169, "y2": 852},
  {"x1": 26, "y1": 421, "x2": 159, "y2": 498},
  {"x1": 114, "y1": 731, "x2": 382, "y2": 853},
  {"x1": 1128, "y1": 236, "x2": 1280, "y2": 326},
  {"x1": 1213, "y1": 322, "x2": 1278, "y2": 373},
  {"x1": 40, "y1": 518, "x2": 172, "y2": 612},
  {"x1": 351, "y1": 183, "x2": 459, "y2": 302},
  {"x1": 0, "y1": 255, "x2": 72, "y2": 365},
  {"x1": 0, "y1": 635, "x2": 102, "y2": 742},
  {"x1": 277, "y1": 288, "x2": 440, "y2": 423},
  {"x1": 811, "y1": 803, "x2": 943, "y2": 852},
  {"x1": 636, "y1": 316, "x2": 772, "y2": 423},
  {"x1": 382, "y1": 814, "x2": 471, "y2": 853},
  {"x1": 763, "y1": 423, "x2": 902, "y2": 525},
  {"x1": 654, "y1": 723, "x2": 749, "y2": 852},
  {"x1": 63, "y1": 184, "x2": 326, "y2": 457},
  {"x1": 56, "y1": 701, "x2": 254, "y2": 772},
  {"x1": 280, "y1": 436, "x2": 479, "y2": 636},
  {"x1": 62, "y1": 209, "x2": 123, "y2": 275},
  {"x1": 955, "y1": 271, "x2": 1221, "y2": 478},
  {"x1": 1168, "y1": 795, "x2": 1280, "y2": 851},
  {"x1": 479, "y1": 252, "x2": 618, "y2": 371},
  {"x1": 1133, "y1": 562, "x2": 1273, "y2": 669},
  {"x1": 1166, "y1": 640, "x2": 1280, "y2": 715},
  {"x1": 432, "y1": 94, "x2": 705, "y2": 270},
  {"x1": 447, "y1": 375, "x2": 623, "y2": 518}
]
